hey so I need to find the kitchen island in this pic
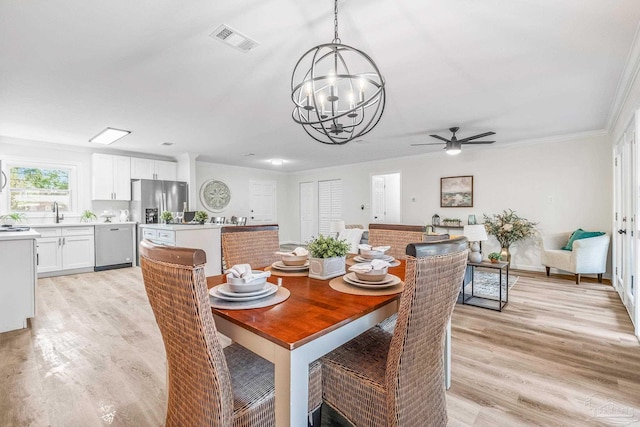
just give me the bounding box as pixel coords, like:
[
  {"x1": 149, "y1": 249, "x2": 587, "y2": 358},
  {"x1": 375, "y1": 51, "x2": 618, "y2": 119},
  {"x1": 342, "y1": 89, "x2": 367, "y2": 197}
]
[
  {"x1": 139, "y1": 223, "x2": 222, "y2": 276},
  {"x1": 0, "y1": 229, "x2": 39, "y2": 333}
]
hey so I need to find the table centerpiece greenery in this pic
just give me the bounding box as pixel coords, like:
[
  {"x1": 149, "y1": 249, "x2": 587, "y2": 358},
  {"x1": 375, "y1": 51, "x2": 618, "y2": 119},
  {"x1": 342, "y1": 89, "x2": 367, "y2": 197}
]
[
  {"x1": 483, "y1": 209, "x2": 537, "y2": 265},
  {"x1": 306, "y1": 234, "x2": 350, "y2": 280}
]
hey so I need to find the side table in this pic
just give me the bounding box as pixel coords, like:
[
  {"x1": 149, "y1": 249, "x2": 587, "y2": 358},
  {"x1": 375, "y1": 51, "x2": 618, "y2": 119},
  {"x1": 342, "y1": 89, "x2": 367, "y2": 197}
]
[{"x1": 463, "y1": 260, "x2": 509, "y2": 311}]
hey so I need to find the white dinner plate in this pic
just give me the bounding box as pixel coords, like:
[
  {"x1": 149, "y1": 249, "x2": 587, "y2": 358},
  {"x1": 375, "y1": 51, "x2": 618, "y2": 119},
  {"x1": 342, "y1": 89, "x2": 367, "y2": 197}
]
[
  {"x1": 343, "y1": 273, "x2": 401, "y2": 289},
  {"x1": 354, "y1": 255, "x2": 395, "y2": 263},
  {"x1": 272, "y1": 261, "x2": 310, "y2": 271},
  {"x1": 218, "y1": 283, "x2": 274, "y2": 297},
  {"x1": 209, "y1": 283, "x2": 278, "y2": 301},
  {"x1": 343, "y1": 272, "x2": 395, "y2": 285}
]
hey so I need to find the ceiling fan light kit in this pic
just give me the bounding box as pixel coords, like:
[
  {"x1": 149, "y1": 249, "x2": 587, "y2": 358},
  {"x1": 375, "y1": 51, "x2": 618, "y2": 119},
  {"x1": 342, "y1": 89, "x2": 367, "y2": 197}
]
[
  {"x1": 291, "y1": 0, "x2": 386, "y2": 145},
  {"x1": 412, "y1": 127, "x2": 496, "y2": 155}
]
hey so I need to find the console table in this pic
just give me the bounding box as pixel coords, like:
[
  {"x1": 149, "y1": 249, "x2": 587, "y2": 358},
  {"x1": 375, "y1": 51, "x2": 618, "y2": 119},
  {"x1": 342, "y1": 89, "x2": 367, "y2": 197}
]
[{"x1": 463, "y1": 260, "x2": 509, "y2": 311}]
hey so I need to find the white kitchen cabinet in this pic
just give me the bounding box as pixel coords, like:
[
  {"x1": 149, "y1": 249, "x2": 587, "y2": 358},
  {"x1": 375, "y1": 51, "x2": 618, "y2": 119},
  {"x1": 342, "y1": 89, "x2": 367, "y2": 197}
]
[
  {"x1": 0, "y1": 233, "x2": 37, "y2": 333},
  {"x1": 130, "y1": 157, "x2": 177, "y2": 181},
  {"x1": 92, "y1": 153, "x2": 131, "y2": 200},
  {"x1": 33, "y1": 226, "x2": 95, "y2": 276}
]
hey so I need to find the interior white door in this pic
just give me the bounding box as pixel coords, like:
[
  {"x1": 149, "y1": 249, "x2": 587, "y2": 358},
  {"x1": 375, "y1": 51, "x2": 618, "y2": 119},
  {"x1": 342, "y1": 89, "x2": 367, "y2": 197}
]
[
  {"x1": 300, "y1": 181, "x2": 315, "y2": 243},
  {"x1": 371, "y1": 176, "x2": 386, "y2": 222},
  {"x1": 249, "y1": 180, "x2": 277, "y2": 224},
  {"x1": 614, "y1": 123, "x2": 637, "y2": 337}
]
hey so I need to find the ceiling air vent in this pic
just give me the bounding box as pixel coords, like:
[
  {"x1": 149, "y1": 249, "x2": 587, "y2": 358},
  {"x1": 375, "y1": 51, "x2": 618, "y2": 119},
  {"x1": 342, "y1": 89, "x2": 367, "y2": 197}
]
[{"x1": 210, "y1": 24, "x2": 259, "y2": 53}]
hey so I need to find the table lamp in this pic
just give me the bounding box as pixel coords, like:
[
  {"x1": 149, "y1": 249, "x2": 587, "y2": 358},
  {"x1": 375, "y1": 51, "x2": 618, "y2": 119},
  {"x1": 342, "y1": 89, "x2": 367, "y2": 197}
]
[
  {"x1": 463, "y1": 224, "x2": 488, "y2": 263},
  {"x1": 329, "y1": 220, "x2": 345, "y2": 238}
]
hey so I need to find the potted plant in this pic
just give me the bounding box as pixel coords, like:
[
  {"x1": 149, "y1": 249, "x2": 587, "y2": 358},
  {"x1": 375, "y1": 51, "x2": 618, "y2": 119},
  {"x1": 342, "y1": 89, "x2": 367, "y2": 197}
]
[
  {"x1": 488, "y1": 252, "x2": 501, "y2": 263},
  {"x1": 306, "y1": 234, "x2": 350, "y2": 280},
  {"x1": 483, "y1": 209, "x2": 537, "y2": 266},
  {"x1": 80, "y1": 210, "x2": 97, "y2": 223},
  {"x1": 0, "y1": 212, "x2": 26, "y2": 225},
  {"x1": 160, "y1": 210, "x2": 174, "y2": 224},
  {"x1": 194, "y1": 211, "x2": 208, "y2": 224}
]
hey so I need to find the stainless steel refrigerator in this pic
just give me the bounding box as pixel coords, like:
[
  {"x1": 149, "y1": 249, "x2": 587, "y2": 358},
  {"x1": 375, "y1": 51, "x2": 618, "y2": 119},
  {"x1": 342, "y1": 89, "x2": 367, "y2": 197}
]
[{"x1": 130, "y1": 179, "x2": 189, "y2": 224}]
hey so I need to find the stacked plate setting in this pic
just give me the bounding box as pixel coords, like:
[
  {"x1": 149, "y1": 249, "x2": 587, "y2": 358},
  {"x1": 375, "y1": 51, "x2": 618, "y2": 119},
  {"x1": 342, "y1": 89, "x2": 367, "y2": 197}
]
[
  {"x1": 342, "y1": 272, "x2": 401, "y2": 289},
  {"x1": 271, "y1": 260, "x2": 310, "y2": 271},
  {"x1": 209, "y1": 282, "x2": 278, "y2": 302}
]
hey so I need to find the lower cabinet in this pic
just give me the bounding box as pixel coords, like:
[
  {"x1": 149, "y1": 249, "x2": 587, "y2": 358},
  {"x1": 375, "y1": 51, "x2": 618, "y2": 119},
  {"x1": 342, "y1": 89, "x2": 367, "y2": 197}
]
[
  {"x1": 34, "y1": 226, "x2": 95, "y2": 276},
  {"x1": 0, "y1": 237, "x2": 37, "y2": 333}
]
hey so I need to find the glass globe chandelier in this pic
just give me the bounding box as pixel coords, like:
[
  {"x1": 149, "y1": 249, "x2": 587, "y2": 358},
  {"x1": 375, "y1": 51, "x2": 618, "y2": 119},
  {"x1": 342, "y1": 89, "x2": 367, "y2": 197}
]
[{"x1": 291, "y1": 0, "x2": 386, "y2": 145}]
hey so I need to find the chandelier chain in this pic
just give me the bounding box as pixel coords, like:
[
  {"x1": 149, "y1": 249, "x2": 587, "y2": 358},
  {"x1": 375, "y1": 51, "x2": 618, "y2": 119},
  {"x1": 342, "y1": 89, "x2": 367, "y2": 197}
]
[{"x1": 333, "y1": 0, "x2": 340, "y2": 44}]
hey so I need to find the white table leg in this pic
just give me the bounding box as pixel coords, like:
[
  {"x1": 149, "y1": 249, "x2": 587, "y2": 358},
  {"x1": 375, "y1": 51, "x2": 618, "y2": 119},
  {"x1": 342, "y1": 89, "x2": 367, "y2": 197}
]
[
  {"x1": 274, "y1": 346, "x2": 309, "y2": 427},
  {"x1": 445, "y1": 318, "x2": 451, "y2": 389}
]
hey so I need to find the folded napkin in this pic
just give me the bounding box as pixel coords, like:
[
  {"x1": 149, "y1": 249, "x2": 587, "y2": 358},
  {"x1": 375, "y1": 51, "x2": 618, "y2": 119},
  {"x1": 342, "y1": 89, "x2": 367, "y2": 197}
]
[
  {"x1": 358, "y1": 244, "x2": 391, "y2": 252},
  {"x1": 226, "y1": 264, "x2": 271, "y2": 281},
  {"x1": 349, "y1": 259, "x2": 391, "y2": 272},
  {"x1": 275, "y1": 247, "x2": 309, "y2": 257}
]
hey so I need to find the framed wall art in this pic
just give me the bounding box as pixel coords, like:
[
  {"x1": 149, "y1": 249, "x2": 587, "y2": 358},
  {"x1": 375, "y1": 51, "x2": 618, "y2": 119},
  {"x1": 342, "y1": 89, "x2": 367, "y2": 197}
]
[{"x1": 440, "y1": 175, "x2": 473, "y2": 207}]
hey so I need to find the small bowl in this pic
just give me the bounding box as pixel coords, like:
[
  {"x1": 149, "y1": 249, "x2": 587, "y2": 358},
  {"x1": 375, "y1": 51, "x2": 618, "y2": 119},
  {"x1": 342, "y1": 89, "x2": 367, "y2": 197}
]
[
  {"x1": 281, "y1": 254, "x2": 308, "y2": 266},
  {"x1": 226, "y1": 271, "x2": 268, "y2": 293},
  {"x1": 354, "y1": 266, "x2": 388, "y2": 282},
  {"x1": 360, "y1": 249, "x2": 385, "y2": 260}
]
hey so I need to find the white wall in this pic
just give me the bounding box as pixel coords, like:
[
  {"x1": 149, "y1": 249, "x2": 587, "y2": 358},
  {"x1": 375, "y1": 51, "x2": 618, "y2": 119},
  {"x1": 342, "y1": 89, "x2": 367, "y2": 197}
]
[
  {"x1": 286, "y1": 132, "x2": 612, "y2": 272},
  {"x1": 196, "y1": 161, "x2": 290, "y2": 226}
]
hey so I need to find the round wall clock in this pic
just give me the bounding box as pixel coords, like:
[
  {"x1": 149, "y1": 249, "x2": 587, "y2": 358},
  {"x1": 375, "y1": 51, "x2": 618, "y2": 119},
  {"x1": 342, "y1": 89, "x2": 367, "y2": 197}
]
[{"x1": 199, "y1": 179, "x2": 231, "y2": 212}]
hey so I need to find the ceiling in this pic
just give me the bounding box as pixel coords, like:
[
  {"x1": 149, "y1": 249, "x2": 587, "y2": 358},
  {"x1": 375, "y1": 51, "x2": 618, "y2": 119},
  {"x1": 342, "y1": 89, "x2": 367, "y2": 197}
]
[{"x1": 1, "y1": 1, "x2": 639, "y2": 172}]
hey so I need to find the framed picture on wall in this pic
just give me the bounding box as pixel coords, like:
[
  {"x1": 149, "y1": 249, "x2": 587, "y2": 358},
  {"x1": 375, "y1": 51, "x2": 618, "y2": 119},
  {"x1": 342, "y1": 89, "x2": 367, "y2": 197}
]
[{"x1": 441, "y1": 176, "x2": 473, "y2": 207}]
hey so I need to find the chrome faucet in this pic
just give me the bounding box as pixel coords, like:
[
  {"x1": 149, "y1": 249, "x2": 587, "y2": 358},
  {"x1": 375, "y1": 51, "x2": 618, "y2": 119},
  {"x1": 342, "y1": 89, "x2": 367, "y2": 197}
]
[{"x1": 53, "y1": 201, "x2": 60, "y2": 223}]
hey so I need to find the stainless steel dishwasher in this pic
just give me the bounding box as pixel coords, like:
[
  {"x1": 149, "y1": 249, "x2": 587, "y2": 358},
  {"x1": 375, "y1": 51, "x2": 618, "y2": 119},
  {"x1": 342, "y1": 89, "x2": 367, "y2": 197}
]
[{"x1": 94, "y1": 224, "x2": 134, "y2": 271}]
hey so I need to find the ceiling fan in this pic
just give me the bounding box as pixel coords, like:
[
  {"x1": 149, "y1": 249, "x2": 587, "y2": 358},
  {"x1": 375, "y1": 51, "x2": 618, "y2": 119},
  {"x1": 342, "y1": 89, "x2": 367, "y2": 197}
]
[{"x1": 411, "y1": 127, "x2": 496, "y2": 155}]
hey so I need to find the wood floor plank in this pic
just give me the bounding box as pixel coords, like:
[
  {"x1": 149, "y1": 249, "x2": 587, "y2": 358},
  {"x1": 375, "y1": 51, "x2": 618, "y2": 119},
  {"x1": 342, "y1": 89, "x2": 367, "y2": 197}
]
[{"x1": 0, "y1": 267, "x2": 638, "y2": 426}]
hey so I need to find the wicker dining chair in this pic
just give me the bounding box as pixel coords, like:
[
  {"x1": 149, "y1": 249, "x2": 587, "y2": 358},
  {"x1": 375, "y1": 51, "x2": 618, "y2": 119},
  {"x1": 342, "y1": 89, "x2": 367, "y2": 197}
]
[
  {"x1": 139, "y1": 240, "x2": 323, "y2": 427},
  {"x1": 321, "y1": 237, "x2": 468, "y2": 426},
  {"x1": 367, "y1": 223, "x2": 428, "y2": 260},
  {"x1": 221, "y1": 225, "x2": 280, "y2": 270}
]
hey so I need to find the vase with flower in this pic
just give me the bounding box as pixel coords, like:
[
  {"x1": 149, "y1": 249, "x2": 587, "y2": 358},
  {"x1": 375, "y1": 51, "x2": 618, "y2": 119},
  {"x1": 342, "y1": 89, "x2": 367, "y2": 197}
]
[{"x1": 483, "y1": 209, "x2": 537, "y2": 267}]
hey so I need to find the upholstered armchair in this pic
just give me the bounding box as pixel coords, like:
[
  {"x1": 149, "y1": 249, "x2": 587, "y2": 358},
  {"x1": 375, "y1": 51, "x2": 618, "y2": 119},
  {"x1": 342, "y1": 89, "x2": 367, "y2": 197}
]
[{"x1": 540, "y1": 232, "x2": 610, "y2": 284}]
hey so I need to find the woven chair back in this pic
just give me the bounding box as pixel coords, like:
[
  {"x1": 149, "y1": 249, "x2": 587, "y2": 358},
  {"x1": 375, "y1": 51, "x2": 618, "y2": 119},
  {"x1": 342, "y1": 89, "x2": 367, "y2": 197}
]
[
  {"x1": 368, "y1": 224, "x2": 427, "y2": 260},
  {"x1": 139, "y1": 240, "x2": 234, "y2": 427},
  {"x1": 221, "y1": 225, "x2": 280, "y2": 270},
  {"x1": 385, "y1": 237, "x2": 468, "y2": 426}
]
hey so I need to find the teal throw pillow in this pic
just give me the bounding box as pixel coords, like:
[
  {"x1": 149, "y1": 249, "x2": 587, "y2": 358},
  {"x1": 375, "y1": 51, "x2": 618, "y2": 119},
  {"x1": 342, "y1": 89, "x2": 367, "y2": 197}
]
[{"x1": 562, "y1": 229, "x2": 605, "y2": 251}]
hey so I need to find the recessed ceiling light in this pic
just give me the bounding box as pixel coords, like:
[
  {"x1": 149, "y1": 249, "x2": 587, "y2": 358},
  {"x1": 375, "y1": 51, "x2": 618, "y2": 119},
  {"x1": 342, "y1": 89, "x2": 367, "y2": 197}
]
[
  {"x1": 161, "y1": 142, "x2": 173, "y2": 146},
  {"x1": 244, "y1": 153, "x2": 255, "y2": 157},
  {"x1": 270, "y1": 159, "x2": 284, "y2": 166},
  {"x1": 89, "y1": 127, "x2": 131, "y2": 145}
]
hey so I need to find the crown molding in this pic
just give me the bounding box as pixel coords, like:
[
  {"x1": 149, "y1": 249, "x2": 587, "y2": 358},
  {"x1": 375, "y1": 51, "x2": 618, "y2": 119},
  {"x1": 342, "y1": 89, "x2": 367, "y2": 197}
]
[{"x1": 606, "y1": 22, "x2": 640, "y2": 132}]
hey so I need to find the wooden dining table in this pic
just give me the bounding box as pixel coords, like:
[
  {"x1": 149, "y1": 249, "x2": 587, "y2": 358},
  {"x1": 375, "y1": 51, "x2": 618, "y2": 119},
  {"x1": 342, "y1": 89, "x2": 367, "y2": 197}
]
[{"x1": 207, "y1": 261, "x2": 451, "y2": 427}]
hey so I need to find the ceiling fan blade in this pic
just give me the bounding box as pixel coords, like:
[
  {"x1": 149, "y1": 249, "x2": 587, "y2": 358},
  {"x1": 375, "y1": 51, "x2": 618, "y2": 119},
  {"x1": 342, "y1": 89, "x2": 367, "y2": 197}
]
[
  {"x1": 429, "y1": 135, "x2": 451, "y2": 143},
  {"x1": 410, "y1": 143, "x2": 445, "y2": 146},
  {"x1": 457, "y1": 132, "x2": 496, "y2": 143},
  {"x1": 462, "y1": 141, "x2": 495, "y2": 145}
]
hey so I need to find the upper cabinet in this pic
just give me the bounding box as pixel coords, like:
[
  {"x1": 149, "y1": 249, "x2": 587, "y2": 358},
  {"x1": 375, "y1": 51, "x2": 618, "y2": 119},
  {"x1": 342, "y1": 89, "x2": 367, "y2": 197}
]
[
  {"x1": 131, "y1": 158, "x2": 177, "y2": 181},
  {"x1": 92, "y1": 154, "x2": 131, "y2": 200}
]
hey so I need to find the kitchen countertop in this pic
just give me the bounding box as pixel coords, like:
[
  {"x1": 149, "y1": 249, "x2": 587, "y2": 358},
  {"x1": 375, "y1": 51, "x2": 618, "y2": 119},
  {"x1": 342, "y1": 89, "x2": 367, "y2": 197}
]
[
  {"x1": 30, "y1": 221, "x2": 136, "y2": 228},
  {"x1": 139, "y1": 223, "x2": 222, "y2": 231},
  {"x1": 0, "y1": 230, "x2": 41, "y2": 241}
]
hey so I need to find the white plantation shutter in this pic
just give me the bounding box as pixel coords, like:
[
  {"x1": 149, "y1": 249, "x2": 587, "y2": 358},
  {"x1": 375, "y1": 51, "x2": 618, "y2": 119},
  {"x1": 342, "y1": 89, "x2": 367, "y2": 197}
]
[{"x1": 318, "y1": 179, "x2": 342, "y2": 236}]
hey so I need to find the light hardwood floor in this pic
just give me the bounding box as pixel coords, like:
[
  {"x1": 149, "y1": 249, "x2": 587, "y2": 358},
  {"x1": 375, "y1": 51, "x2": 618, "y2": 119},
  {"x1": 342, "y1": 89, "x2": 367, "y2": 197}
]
[{"x1": 1, "y1": 268, "x2": 638, "y2": 426}]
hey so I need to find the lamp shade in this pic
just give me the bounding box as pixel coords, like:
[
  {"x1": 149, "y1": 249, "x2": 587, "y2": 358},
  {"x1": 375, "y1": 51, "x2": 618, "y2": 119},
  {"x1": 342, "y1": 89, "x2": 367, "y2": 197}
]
[
  {"x1": 463, "y1": 224, "x2": 488, "y2": 241},
  {"x1": 329, "y1": 220, "x2": 345, "y2": 234}
]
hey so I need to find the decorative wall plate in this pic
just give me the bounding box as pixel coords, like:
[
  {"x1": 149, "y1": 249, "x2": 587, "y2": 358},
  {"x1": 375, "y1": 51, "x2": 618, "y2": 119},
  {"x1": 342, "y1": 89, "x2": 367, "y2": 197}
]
[{"x1": 200, "y1": 179, "x2": 231, "y2": 212}]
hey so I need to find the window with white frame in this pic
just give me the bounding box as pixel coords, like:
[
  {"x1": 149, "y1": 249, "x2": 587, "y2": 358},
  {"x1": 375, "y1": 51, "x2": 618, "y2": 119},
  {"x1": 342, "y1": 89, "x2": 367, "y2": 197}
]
[
  {"x1": 5, "y1": 161, "x2": 77, "y2": 213},
  {"x1": 318, "y1": 179, "x2": 342, "y2": 236}
]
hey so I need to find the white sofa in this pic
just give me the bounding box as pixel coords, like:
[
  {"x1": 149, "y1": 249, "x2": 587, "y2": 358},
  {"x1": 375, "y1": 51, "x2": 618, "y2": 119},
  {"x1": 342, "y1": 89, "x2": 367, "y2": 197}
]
[{"x1": 540, "y1": 232, "x2": 610, "y2": 284}]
